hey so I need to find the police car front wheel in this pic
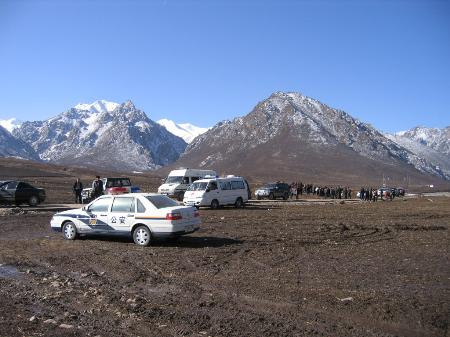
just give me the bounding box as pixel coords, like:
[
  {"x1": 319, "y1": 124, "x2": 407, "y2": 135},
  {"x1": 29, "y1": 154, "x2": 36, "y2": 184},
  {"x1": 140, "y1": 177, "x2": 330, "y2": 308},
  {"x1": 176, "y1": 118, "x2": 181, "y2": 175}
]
[
  {"x1": 133, "y1": 225, "x2": 151, "y2": 246},
  {"x1": 63, "y1": 221, "x2": 77, "y2": 240}
]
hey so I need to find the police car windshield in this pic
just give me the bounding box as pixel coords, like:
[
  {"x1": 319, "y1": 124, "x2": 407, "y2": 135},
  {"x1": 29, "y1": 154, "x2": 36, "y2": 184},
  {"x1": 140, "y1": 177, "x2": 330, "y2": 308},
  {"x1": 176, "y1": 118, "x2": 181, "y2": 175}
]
[
  {"x1": 187, "y1": 182, "x2": 208, "y2": 191},
  {"x1": 145, "y1": 195, "x2": 179, "y2": 209},
  {"x1": 165, "y1": 176, "x2": 183, "y2": 184}
]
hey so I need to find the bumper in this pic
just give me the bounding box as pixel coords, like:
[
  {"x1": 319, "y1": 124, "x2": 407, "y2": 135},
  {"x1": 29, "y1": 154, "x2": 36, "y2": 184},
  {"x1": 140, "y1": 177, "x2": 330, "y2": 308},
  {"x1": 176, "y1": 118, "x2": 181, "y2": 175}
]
[
  {"x1": 50, "y1": 218, "x2": 62, "y2": 232},
  {"x1": 183, "y1": 199, "x2": 203, "y2": 207},
  {"x1": 153, "y1": 225, "x2": 200, "y2": 238}
]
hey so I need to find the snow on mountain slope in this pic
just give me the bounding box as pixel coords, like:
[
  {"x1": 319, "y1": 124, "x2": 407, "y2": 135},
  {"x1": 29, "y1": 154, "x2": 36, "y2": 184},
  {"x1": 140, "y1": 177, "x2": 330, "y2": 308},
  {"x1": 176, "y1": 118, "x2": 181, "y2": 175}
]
[
  {"x1": 386, "y1": 132, "x2": 450, "y2": 178},
  {"x1": 74, "y1": 100, "x2": 120, "y2": 114},
  {"x1": 13, "y1": 101, "x2": 187, "y2": 171},
  {"x1": 0, "y1": 125, "x2": 39, "y2": 160},
  {"x1": 178, "y1": 92, "x2": 448, "y2": 181},
  {"x1": 157, "y1": 118, "x2": 209, "y2": 143},
  {"x1": 395, "y1": 126, "x2": 450, "y2": 156},
  {"x1": 0, "y1": 118, "x2": 21, "y2": 133}
]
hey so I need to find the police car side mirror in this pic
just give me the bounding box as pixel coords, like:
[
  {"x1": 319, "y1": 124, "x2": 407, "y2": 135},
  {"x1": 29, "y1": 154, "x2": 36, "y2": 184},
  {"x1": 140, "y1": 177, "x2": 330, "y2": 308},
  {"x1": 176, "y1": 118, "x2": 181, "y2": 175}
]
[{"x1": 206, "y1": 187, "x2": 210, "y2": 193}]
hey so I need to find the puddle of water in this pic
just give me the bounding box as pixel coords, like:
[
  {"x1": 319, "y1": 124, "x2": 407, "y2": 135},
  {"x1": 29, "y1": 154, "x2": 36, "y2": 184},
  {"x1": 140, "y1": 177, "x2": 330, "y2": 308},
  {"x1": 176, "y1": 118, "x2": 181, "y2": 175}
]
[{"x1": 0, "y1": 264, "x2": 22, "y2": 279}]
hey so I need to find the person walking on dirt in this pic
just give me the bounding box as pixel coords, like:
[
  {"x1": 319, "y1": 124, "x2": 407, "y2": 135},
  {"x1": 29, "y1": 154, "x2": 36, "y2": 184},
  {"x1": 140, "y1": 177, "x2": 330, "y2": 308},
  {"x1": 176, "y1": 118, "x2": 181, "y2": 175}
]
[
  {"x1": 73, "y1": 178, "x2": 83, "y2": 204},
  {"x1": 92, "y1": 176, "x2": 104, "y2": 199}
]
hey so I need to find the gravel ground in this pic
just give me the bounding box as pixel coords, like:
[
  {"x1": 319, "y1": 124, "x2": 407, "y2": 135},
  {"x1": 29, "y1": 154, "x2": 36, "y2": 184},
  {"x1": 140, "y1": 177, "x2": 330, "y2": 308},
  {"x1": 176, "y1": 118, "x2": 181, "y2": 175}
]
[{"x1": 0, "y1": 197, "x2": 449, "y2": 337}]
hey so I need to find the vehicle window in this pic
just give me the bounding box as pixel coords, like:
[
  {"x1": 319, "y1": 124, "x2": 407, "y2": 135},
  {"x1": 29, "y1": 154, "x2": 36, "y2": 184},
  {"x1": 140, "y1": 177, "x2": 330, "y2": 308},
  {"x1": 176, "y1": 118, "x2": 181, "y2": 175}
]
[
  {"x1": 182, "y1": 177, "x2": 190, "y2": 184},
  {"x1": 20, "y1": 182, "x2": 33, "y2": 189},
  {"x1": 191, "y1": 176, "x2": 200, "y2": 183},
  {"x1": 136, "y1": 198, "x2": 146, "y2": 213},
  {"x1": 145, "y1": 195, "x2": 178, "y2": 209},
  {"x1": 187, "y1": 182, "x2": 208, "y2": 191},
  {"x1": 5, "y1": 181, "x2": 18, "y2": 190},
  {"x1": 231, "y1": 181, "x2": 245, "y2": 190},
  {"x1": 111, "y1": 197, "x2": 135, "y2": 213},
  {"x1": 106, "y1": 178, "x2": 131, "y2": 187},
  {"x1": 219, "y1": 181, "x2": 231, "y2": 190},
  {"x1": 165, "y1": 176, "x2": 183, "y2": 184},
  {"x1": 208, "y1": 182, "x2": 218, "y2": 190},
  {"x1": 88, "y1": 198, "x2": 111, "y2": 212}
]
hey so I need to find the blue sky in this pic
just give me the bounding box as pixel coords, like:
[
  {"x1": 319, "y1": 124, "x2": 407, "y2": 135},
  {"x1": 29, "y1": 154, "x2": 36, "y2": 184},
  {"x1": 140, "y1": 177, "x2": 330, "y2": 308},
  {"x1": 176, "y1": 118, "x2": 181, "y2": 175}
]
[{"x1": 0, "y1": 0, "x2": 449, "y2": 132}]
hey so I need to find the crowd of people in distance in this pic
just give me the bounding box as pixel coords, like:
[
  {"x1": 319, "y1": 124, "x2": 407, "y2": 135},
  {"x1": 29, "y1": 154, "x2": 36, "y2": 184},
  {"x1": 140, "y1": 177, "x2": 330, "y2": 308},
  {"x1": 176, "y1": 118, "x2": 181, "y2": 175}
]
[
  {"x1": 289, "y1": 182, "x2": 352, "y2": 199},
  {"x1": 359, "y1": 187, "x2": 396, "y2": 202}
]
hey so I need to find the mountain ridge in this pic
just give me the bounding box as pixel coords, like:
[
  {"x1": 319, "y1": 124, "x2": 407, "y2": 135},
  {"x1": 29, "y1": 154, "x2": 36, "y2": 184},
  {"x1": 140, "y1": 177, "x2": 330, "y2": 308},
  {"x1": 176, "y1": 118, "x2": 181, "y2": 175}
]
[
  {"x1": 172, "y1": 92, "x2": 449, "y2": 184},
  {"x1": 12, "y1": 100, "x2": 187, "y2": 171}
]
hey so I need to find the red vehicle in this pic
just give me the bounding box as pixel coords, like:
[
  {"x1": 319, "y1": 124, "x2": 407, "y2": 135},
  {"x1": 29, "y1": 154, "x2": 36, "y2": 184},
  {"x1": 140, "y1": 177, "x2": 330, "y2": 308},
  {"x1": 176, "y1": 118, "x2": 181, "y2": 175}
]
[{"x1": 103, "y1": 178, "x2": 133, "y2": 195}]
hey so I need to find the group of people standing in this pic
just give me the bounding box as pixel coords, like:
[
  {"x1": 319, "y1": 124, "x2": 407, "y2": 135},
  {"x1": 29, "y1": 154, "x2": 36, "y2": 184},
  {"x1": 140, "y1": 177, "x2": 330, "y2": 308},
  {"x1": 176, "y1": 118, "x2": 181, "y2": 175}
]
[
  {"x1": 359, "y1": 187, "x2": 393, "y2": 202},
  {"x1": 72, "y1": 176, "x2": 104, "y2": 204},
  {"x1": 289, "y1": 182, "x2": 352, "y2": 199}
]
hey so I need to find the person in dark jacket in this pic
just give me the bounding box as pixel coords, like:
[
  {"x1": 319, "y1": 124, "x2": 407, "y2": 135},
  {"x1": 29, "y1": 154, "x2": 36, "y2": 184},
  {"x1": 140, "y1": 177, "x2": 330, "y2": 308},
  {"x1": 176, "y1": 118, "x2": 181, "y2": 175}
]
[
  {"x1": 92, "y1": 176, "x2": 104, "y2": 199},
  {"x1": 73, "y1": 178, "x2": 83, "y2": 204}
]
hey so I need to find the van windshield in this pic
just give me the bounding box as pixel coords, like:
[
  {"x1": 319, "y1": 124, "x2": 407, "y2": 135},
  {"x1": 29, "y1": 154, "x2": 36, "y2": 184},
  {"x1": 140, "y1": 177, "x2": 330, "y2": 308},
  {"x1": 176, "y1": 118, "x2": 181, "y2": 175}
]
[
  {"x1": 165, "y1": 176, "x2": 183, "y2": 184},
  {"x1": 187, "y1": 182, "x2": 208, "y2": 191}
]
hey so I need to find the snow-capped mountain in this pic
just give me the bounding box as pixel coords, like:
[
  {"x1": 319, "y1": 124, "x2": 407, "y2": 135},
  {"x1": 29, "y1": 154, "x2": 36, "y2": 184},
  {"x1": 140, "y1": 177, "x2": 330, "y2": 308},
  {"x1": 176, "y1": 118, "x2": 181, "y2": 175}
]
[
  {"x1": 157, "y1": 119, "x2": 209, "y2": 143},
  {"x1": 394, "y1": 126, "x2": 450, "y2": 156},
  {"x1": 386, "y1": 126, "x2": 450, "y2": 178},
  {"x1": 13, "y1": 100, "x2": 187, "y2": 171},
  {"x1": 74, "y1": 100, "x2": 120, "y2": 114},
  {"x1": 174, "y1": 92, "x2": 448, "y2": 183},
  {"x1": 0, "y1": 125, "x2": 39, "y2": 160},
  {"x1": 0, "y1": 118, "x2": 21, "y2": 133}
]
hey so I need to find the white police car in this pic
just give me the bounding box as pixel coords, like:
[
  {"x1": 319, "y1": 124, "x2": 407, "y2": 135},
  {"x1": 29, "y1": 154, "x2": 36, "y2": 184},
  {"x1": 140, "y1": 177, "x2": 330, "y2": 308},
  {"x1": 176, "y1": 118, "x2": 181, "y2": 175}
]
[{"x1": 50, "y1": 193, "x2": 201, "y2": 246}]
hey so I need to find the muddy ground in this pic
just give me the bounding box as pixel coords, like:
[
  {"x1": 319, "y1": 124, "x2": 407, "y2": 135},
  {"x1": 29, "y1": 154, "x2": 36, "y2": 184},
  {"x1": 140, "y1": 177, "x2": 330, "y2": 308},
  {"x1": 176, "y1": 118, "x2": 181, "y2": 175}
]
[{"x1": 0, "y1": 197, "x2": 449, "y2": 337}]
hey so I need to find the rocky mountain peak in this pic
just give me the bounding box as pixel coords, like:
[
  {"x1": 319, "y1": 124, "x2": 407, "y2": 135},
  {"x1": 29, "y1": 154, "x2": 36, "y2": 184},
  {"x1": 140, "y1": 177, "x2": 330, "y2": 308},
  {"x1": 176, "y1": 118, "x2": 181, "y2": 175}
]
[
  {"x1": 181, "y1": 91, "x2": 448, "y2": 181},
  {"x1": 12, "y1": 101, "x2": 187, "y2": 171}
]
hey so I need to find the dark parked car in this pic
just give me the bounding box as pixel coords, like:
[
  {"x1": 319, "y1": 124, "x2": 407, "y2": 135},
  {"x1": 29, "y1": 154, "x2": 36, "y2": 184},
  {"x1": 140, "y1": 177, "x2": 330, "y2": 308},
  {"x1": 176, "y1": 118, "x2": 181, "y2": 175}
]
[
  {"x1": 395, "y1": 187, "x2": 406, "y2": 197},
  {"x1": 255, "y1": 182, "x2": 290, "y2": 200},
  {"x1": 0, "y1": 180, "x2": 46, "y2": 206}
]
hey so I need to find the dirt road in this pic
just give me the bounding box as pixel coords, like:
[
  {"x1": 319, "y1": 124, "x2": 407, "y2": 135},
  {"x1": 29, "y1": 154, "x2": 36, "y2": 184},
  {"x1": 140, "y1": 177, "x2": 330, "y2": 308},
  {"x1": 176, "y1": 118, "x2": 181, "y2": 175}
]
[{"x1": 0, "y1": 198, "x2": 449, "y2": 336}]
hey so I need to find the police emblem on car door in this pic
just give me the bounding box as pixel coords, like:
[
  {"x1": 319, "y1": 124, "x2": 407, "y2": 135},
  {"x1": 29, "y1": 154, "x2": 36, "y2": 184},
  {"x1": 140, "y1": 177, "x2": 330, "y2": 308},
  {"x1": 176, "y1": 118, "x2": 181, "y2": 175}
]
[
  {"x1": 85, "y1": 197, "x2": 112, "y2": 231},
  {"x1": 109, "y1": 197, "x2": 136, "y2": 232}
]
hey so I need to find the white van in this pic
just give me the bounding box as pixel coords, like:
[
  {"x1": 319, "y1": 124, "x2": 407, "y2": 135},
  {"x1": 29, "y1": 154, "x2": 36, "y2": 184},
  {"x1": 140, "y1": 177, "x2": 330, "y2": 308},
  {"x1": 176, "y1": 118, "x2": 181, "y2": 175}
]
[
  {"x1": 183, "y1": 176, "x2": 250, "y2": 209},
  {"x1": 158, "y1": 168, "x2": 217, "y2": 201}
]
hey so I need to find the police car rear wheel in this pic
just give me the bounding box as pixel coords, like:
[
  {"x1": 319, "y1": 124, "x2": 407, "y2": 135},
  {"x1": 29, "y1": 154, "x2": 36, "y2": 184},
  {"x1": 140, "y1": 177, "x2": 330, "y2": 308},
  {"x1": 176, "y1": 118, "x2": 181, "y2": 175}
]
[
  {"x1": 133, "y1": 225, "x2": 151, "y2": 246},
  {"x1": 63, "y1": 221, "x2": 77, "y2": 240}
]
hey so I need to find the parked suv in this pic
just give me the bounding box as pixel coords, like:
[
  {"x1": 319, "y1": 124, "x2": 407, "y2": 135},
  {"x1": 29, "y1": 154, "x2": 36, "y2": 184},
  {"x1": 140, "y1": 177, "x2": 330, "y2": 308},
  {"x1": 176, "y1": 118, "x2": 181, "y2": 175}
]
[
  {"x1": 0, "y1": 180, "x2": 46, "y2": 206},
  {"x1": 255, "y1": 182, "x2": 290, "y2": 200},
  {"x1": 81, "y1": 177, "x2": 140, "y2": 204}
]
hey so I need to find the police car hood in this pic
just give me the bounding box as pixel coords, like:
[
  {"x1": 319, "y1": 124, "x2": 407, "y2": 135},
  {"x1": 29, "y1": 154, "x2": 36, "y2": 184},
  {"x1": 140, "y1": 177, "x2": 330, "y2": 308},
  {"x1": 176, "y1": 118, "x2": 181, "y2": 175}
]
[{"x1": 55, "y1": 208, "x2": 86, "y2": 217}]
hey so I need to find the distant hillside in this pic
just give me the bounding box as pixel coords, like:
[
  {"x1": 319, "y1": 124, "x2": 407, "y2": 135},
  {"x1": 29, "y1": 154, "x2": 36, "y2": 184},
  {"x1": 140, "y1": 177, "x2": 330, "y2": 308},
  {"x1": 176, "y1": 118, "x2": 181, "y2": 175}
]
[{"x1": 168, "y1": 92, "x2": 449, "y2": 188}]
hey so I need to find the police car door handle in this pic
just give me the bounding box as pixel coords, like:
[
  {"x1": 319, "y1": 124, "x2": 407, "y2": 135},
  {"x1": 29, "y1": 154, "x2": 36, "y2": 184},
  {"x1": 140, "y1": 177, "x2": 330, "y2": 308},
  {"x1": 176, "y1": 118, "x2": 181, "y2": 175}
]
[
  {"x1": 127, "y1": 214, "x2": 134, "y2": 217},
  {"x1": 100, "y1": 214, "x2": 107, "y2": 217}
]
